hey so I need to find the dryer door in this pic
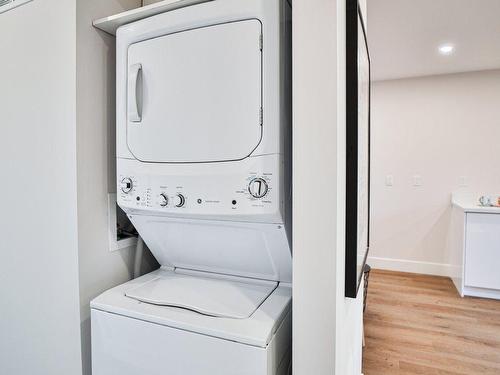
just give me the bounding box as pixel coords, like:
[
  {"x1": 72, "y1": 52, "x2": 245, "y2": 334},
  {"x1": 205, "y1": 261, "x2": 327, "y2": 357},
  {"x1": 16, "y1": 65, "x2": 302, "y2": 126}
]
[{"x1": 126, "y1": 19, "x2": 263, "y2": 163}]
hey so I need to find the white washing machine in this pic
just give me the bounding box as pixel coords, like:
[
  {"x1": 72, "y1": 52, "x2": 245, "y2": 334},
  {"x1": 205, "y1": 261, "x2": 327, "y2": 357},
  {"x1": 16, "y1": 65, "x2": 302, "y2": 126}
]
[{"x1": 91, "y1": 0, "x2": 292, "y2": 374}]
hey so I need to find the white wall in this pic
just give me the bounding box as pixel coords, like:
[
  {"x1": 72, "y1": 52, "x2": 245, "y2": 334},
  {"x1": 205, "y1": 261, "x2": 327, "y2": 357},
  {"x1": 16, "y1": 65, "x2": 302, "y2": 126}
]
[
  {"x1": 370, "y1": 70, "x2": 500, "y2": 275},
  {"x1": 0, "y1": 1, "x2": 83, "y2": 374},
  {"x1": 293, "y1": 0, "x2": 363, "y2": 374},
  {"x1": 75, "y1": 1, "x2": 158, "y2": 374}
]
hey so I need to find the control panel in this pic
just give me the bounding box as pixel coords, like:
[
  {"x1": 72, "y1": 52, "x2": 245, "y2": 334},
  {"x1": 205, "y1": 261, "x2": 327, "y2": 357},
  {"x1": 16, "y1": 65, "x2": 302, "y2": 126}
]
[{"x1": 116, "y1": 155, "x2": 285, "y2": 222}]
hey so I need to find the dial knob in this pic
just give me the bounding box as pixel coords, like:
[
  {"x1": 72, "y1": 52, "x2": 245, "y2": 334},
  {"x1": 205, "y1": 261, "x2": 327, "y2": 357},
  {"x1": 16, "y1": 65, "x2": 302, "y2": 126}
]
[
  {"x1": 248, "y1": 178, "x2": 268, "y2": 198},
  {"x1": 159, "y1": 193, "x2": 168, "y2": 207},
  {"x1": 174, "y1": 194, "x2": 185, "y2": 207},
  {"x1": 120, "y1": 177, "x2": 133, "y2": 194}
]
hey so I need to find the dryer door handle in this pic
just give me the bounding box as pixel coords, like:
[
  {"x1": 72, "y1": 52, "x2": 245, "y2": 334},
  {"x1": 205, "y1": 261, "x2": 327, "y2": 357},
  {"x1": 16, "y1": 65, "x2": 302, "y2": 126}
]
[{"x1": 128, "y1": 63, "x2": 142, "y2": 123}]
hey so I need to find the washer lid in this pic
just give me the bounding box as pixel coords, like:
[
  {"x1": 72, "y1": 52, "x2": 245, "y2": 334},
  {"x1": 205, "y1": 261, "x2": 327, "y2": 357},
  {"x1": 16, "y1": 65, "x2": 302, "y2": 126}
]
[
  {"x1": 125, "y1": 270, "x2": 277, "y2": 319},
  {"x1": 126, "y1": 19, "x2": 262, "y2": 163}
]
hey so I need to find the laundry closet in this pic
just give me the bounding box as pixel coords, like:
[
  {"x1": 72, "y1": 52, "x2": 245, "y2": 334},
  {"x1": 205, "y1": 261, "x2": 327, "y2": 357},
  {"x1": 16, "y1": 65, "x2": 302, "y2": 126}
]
[{"x1": 91, "y1": 1, "x2": 292, "y2": 374}]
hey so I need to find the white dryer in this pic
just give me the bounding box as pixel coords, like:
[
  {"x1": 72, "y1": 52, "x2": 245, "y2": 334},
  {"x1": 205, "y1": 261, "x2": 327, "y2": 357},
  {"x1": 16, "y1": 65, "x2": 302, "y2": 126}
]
[{"x1": 91, "y1": 0, "x2": 292, "y2": 374}]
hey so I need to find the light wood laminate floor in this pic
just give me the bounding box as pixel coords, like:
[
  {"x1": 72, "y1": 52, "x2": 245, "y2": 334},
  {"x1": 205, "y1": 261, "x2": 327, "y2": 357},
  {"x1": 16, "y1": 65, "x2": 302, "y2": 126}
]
[{"x1": 363, "y1": 270, "x2": 500, "y2": 375}]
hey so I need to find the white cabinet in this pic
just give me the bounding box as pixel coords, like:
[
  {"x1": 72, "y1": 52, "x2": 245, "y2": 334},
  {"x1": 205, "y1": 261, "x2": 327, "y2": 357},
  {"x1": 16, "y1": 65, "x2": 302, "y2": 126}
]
[
  {"x1": 449, "y1": 196, "x2": 500, "y2": 300},
  {"x1": 465, "y1": 213, "x2": 500, "y2": 290}
]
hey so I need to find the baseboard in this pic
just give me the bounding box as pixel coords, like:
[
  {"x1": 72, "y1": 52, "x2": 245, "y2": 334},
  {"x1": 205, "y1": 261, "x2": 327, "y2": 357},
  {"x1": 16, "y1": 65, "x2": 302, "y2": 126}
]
[
  {"x1": 463, "y1": 286, "x2": 500, "y2": 300},
  {"x1": 366, "y1": 256, "x2": 453, "y2": 277}
]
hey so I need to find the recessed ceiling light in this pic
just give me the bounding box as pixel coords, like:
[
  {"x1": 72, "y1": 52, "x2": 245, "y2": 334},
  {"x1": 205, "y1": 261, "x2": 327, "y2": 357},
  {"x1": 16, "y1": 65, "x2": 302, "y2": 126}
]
[{"x1": 438, "y1": 44, "x2": 455, "y2": 55}]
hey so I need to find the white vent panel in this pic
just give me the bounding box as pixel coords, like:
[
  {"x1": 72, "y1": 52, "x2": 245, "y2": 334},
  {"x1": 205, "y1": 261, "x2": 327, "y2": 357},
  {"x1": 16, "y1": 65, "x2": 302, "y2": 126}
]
[{"x1": 0, "y1": 0, "x2": 32, "y2": 14}]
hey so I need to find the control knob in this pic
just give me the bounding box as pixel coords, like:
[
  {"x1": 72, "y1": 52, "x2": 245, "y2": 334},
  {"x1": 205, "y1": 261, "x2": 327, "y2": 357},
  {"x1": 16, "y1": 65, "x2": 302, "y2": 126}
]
[
  {"x1": 120, "y1": 177, "x2": 133, "y2": 194},
  {"x1": 174, "y1": 194, "x2": 185, "y2": 207},
  {"x1": 159, "y1": 193, "x2": 168, "y2": 207},
  {"x1": 248, "y1": 178, "x2": 268, "y2": 198}
]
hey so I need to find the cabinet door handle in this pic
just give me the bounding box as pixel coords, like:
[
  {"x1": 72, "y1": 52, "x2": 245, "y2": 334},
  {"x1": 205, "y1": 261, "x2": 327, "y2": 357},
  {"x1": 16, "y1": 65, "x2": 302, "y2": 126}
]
[{"x1": 128, "y1": 63, "x2": 142, "y2": 122}]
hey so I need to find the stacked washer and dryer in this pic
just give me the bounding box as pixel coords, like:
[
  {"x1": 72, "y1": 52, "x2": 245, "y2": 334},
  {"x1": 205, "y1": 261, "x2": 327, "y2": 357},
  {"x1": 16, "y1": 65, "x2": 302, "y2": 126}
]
[{"x1": 91, "y1": 0, "x2": 292, "y2": 374}]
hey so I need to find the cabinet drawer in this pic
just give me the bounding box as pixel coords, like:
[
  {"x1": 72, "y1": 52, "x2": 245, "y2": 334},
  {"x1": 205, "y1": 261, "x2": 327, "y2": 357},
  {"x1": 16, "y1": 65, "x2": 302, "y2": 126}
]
[{"x1": 465, "y1": 213, "x2": 500, "y2": 290}]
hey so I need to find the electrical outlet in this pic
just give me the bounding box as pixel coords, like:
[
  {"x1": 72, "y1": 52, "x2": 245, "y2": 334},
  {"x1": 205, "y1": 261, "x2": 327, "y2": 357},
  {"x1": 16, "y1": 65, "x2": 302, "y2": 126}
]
[{"x1": 413, "y1": 175, "x2": 422, "y2": 187}]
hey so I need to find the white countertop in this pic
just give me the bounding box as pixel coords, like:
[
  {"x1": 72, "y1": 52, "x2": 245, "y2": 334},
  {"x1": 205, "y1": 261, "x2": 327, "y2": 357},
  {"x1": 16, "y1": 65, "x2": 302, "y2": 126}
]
[{"x1": 452, "y1": 192, "x2": 500, "y2": 214}]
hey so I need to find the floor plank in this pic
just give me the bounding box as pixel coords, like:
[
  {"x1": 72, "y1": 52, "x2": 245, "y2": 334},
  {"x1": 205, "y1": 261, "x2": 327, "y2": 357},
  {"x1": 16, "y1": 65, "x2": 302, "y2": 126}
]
[{"x1": 363, "y1": 270, "x2": 500, "y2": 375}]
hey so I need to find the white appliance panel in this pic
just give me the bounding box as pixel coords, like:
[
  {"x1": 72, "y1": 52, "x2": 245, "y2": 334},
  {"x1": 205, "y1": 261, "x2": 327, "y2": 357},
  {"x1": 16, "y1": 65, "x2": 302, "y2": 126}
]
[
  {"x1": 117, "y1": 155, "x2": 285, "y2": 223},
  {"x1": 125, "y1": 271, "x2": 277, "y2": 319},
  {"x1": 127, "y1": 19, "x2": 262, "y2": 163},
  {"x1": 91, "y1": 309, "x2": 270, "y2": 375},
  {"x1": 116, "y1": 0, "x2": 289, "y2": 160},
  {"x1": 465, "y1": 213, "x2": 500, "y2": 290},
  {"x1": 129, "y1": 215, "x2": 292, "y2": 282}
]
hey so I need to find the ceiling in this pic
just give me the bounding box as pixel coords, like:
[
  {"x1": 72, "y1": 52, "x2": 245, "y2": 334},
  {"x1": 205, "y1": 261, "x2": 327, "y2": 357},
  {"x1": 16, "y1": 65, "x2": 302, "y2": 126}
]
[{"x1": 367, "y1": 0, "x2": 500, "y2": 81}]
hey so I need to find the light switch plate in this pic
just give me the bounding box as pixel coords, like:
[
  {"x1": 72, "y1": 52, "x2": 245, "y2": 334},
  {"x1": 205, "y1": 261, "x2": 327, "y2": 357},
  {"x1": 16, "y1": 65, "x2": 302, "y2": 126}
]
[
  {"x1": 385, "y1": 175, "x2": 394, "y2": 186},
  {"x1": 413, "y1": 175, "x2": 422, "y2": 187}
]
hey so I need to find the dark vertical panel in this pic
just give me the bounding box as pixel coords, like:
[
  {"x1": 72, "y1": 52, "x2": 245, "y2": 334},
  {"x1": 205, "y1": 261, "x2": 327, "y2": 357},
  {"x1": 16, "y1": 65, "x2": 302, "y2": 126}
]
[{"x1": 345, "y1": 0, "x2": 371, "y2": 298}]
